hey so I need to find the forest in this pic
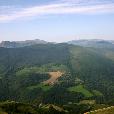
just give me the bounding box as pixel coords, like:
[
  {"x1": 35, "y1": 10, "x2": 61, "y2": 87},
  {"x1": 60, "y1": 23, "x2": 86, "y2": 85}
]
[{"x1": 0, "y1": 43, "x2": 114, "y2": 113}]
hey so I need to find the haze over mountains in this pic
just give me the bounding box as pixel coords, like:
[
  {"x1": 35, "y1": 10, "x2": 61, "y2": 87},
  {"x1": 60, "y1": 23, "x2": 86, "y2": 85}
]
[
  {"x1": 68, "y1": 39, "x2": 114, "y2": 48},
  {"x1": 0, "y1": 39, "x2": 48, "y2": 48},
  {"x1": 0, "y1": 39, "x2": 114, "y2": 48}
]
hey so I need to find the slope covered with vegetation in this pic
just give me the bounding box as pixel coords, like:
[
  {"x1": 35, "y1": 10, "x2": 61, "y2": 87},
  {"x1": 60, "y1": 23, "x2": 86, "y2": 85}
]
[{"x1": 0, "y1": 43, "x2": 114, "y2": 113}]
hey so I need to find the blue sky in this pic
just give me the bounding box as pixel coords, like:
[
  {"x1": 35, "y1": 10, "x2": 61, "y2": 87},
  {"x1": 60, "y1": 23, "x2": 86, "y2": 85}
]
[{"x1": 0, "y1": 0, "x2": 114, "y2": 42}]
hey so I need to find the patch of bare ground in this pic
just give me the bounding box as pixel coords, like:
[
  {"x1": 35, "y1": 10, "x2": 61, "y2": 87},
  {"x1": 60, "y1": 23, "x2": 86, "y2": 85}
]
[{"x1": 43, "y1": 71, "x2": 63, "y2": 85}]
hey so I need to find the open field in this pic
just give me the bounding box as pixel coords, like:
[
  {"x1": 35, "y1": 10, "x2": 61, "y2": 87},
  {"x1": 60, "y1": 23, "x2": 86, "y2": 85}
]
[
  {"x1": 27, "y1": 84, "x2": 52, "y2": 92},
  {"x1": 43, "y1": 71, "x2": 63, "y2": 85},
  {"x1": 68, "y1": 85, "x2": 93, "y2": 97}
]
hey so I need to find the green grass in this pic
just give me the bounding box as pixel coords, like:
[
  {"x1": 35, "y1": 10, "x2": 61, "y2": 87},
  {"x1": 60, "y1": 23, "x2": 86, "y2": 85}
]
[
  {"x1": 16, "y1": 67, "x2": 46, "y2": 77},
  {"x1": 27, "y1": 83, "x2": 52, "y2": 92},
  {"x1": 92, "y1": 90, "x2": 103, "y2": 96},
  {"x1": 68, "y1": 85, "x2": 93, "y2": 98},
  {"x1": 16, "y1": 64, "x2": 67, "y2": 77}
]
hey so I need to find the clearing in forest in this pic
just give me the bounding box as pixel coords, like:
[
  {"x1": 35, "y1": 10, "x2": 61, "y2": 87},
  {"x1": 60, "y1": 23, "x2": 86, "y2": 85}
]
[{"x1": 43, "y1": 71, "x2": 63, "y2": 85}]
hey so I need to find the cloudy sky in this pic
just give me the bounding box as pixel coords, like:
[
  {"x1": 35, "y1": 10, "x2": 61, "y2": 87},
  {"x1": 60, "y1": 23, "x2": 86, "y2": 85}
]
[{"x1": 0, "y1": 0, "x2": 114, "y2": 42}]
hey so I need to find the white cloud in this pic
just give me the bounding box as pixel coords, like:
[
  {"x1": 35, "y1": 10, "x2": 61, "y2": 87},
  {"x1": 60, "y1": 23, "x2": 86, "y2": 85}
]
[{"x1": 0, "y1": 1, "x2": 114, "y2": 22}]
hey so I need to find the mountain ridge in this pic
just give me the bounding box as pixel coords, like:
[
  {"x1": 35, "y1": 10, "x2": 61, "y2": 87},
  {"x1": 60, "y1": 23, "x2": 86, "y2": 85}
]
[
  {"x1": 1, "y1": 39, "x2": 114, "y2": 48},
  {"x1": 0, "y1": 39, "x2": 49, "y2": 48},
  {"x1": 67, "y1": 39, "x2": 114, "y2": 48}
]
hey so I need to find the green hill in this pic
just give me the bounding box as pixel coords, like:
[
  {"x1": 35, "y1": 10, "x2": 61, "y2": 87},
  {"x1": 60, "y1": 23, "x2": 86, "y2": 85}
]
[{"x1": 0, "y1": 43, "x2": 114, "y2": 113}]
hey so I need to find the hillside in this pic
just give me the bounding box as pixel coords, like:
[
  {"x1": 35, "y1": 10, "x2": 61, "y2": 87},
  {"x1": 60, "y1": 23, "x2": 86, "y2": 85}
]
[
  {"x1": 0, "y1": 101, "x2": 93, "y2": 114},
  {"x1": 0, "y1": 43, "x2": 114, "y2": 113},
  {"x1": 0, "y1": 101, "x2": 67, "y2": 114}
]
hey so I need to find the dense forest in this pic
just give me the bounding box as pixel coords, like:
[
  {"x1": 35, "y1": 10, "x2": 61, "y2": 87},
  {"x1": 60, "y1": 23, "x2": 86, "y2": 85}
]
[{"x1": 0, "y1": 43, "x2": 114, "y2": 113}]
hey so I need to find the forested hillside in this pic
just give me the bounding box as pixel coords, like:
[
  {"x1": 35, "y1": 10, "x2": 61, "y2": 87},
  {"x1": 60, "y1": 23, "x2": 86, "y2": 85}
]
[{"x1": 0, "y1": 43, "x2": 114, "y2": 113}]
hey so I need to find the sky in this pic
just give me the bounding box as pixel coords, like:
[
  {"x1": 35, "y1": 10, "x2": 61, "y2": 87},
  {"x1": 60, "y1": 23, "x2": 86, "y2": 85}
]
[{"x1": 0, "y1": 0, "x2": 114, "y2": 43}]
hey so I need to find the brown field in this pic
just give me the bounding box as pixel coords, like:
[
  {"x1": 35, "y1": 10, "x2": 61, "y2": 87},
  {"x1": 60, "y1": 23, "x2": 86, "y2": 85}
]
[{"x1": 43, "y1": 71, "x2": 63, "y2": 85}]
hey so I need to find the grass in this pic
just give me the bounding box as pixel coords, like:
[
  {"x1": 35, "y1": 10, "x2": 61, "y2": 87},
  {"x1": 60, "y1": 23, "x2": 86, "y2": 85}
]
[
  {"x1": 68, "y1": 85, "x2": 93, "y2": 98},
  {"x1": 16, "y1": 67, "x2": 46, "y2": 77},
  {"x1": 27, "y1": 83, "x2": 52, "y2": 92},
  {"x1": 16, "y1": 64, "x2": 67, "y2": 77},
  {"x1": 92, "y1": 90, "x2": 103, "y2": 96}
]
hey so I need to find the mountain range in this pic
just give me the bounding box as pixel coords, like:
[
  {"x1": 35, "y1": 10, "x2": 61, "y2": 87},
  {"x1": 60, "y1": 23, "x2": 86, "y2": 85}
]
[
  {"x1": 67, "y1": 39, "x2": 114, "y2": 48},
  {"x1": 1, "y1": 39, "x2": 114, "y2": 48},
  {"x1": 0, "y1": 39, "x2": 48, "y2": 48}
]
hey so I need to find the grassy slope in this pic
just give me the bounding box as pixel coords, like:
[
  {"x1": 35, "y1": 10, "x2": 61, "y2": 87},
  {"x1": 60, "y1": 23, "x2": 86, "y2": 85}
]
[
  {"x1": 68, "y1": 85, "x2": 93, "y2": 97},
  {"x1": 69, "y1": 45, "x2": 114, "y2": 101},
  {"x1": 1, "y1": 44, "x2": 114, "y2": 104},
  {"x1": 92, "y1": 90, "x2": 103, "y2": 96},
  {"x1": 27, "y1": 84, "x2": 52, "y2": 92}
]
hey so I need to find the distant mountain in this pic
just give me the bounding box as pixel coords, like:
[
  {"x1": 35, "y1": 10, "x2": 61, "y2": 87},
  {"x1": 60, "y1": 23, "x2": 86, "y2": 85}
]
[
  {"x1": 1, "y1": 39, "x2": 114, "y2": 48},
  {"x1": 67, "y1": 39, "x2": 114, "y2": 48},
  {"x1": 109, "y1": 40, "x2": 114, "y2": 44},
  {"x1": 0, "y1": 39, "x2": 48, "y2": 48}
]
